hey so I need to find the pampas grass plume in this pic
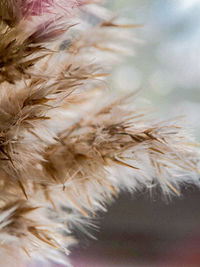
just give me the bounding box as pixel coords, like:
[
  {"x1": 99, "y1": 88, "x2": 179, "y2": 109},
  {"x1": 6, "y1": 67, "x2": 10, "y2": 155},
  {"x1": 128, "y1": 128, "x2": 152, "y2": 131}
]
[{"x1": 0, "y1": 0, "x2": 199, "y2": 266}]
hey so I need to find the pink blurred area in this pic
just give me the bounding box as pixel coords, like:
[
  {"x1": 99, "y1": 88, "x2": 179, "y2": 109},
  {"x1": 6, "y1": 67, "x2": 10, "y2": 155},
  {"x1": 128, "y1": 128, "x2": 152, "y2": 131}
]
[{"x1": 69, "y1": 233, "x2": 200, "y2": 267}]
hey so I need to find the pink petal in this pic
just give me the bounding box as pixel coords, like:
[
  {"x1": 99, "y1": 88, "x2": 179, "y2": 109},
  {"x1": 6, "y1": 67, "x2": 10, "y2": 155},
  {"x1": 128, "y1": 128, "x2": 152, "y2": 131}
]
[{"x1": 21, "y1": 0, "x2": 83, "y2": 17}]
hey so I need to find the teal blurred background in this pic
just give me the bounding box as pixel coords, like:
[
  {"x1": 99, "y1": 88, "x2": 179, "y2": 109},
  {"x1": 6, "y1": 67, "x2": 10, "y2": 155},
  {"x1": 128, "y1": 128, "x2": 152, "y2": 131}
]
[{"x1": 108, "y1": 0, "x2": 200, "y2": 139}]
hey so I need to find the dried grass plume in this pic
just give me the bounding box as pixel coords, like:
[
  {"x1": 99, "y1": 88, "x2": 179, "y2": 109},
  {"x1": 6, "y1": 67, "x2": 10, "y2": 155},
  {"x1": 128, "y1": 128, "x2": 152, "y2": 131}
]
[{"x1": 0, "y1": 0, "x2": 199, "y2": 266}]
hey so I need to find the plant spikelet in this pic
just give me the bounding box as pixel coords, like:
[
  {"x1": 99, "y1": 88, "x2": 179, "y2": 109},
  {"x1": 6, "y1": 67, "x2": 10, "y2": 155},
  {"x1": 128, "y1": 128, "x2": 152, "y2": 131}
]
[{"x1": 0, "y1": 0, "x2": 199, "y2": 266}]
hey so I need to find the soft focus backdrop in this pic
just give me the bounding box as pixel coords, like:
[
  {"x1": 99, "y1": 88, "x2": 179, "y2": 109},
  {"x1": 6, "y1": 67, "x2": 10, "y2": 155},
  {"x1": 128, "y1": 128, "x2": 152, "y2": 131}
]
[{"x1": 68, "y1": 0, "x2": 200, "y2": 266}]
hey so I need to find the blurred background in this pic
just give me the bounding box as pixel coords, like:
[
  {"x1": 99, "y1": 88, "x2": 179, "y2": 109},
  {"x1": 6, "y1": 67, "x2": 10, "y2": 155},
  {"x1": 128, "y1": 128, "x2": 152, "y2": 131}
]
[{"x1": 65, "y1": 0, "x2": 200, "y2": 266}]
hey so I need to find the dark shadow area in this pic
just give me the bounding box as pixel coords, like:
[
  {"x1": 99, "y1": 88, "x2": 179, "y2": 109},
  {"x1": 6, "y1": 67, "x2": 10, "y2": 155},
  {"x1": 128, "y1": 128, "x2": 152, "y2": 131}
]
[{"x1": 70, "y1": 186, "x2": 200, "y2": 266}]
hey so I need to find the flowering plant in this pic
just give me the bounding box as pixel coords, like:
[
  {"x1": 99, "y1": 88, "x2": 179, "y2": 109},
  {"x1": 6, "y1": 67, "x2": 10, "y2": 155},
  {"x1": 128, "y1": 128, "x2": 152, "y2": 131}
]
[{"x1": 0, "y1": 1, "x2": 199, "y2": 266}]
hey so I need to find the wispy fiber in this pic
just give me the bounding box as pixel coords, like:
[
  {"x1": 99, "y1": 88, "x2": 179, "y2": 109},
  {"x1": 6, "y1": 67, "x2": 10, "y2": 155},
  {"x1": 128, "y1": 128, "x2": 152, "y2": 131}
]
[{"x1": 0, "y1": 0, "x2": 199, "y2": 266}]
